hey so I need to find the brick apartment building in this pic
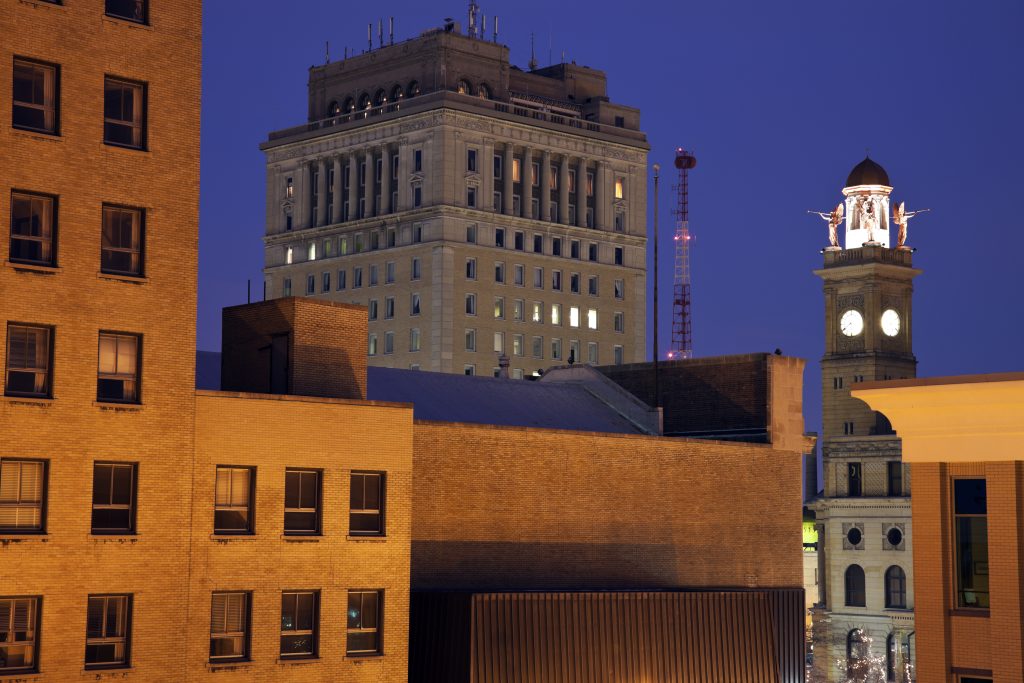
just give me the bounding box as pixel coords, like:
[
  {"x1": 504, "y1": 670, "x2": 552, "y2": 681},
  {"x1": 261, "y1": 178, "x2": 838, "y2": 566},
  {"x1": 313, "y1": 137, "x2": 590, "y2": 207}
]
[
  {"x1": 856, "y1": 373, "x2": 1024, "y2": 683},
  {"x1": 260, "y1": 15, "x2": 648, "y2": 378}
]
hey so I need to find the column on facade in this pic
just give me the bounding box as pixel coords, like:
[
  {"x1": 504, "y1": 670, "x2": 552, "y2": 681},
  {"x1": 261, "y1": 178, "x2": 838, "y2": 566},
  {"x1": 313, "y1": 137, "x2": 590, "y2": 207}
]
[
  {"x1": 503, "y1": 144, "x2": 514, "y2": 215},
  {"x1": 331, "y1": 156, "x2": 343, "y2": 224},
  {"x1": 559, "y1": 155, "x2": 570, "y2": 225},
  {"x1": 540, "y1": 150, "x2": 552, "y2": 222},
  {"x1": 300, "y1": 163, "x2": 312, "y2": 228},
  {"x1": 396, "y1": 140, "x2": 410, "y2": 211},
  {"x1": 380, "y1": 145, "x2": 392, "y2": 215},
  {"x1": 483, "y1": 139, "x2": 495, "y2": 211},
  {"x1": 347, "y1": 151, "x2": 359, "y2": 221},
  {"x1": 363, "y1": 148, "x2": 375, "y2": 218},
  {"x1": 521, "y1": 146, "x2": 533, "y2": 219},
  {"x1": 594, "y1": 160, "x2": 605, "y2": 229},
  {"x1": 316, "y1": 159, "x2": 328, "y2": 226},
  {"x1": 576, "y1": 157, "x2": 588, "y2": 228}
]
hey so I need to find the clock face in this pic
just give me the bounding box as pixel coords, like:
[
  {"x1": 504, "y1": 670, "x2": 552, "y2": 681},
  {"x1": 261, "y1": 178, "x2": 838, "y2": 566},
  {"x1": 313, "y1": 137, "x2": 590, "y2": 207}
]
[
  {"x1": 840, "y1": 309, "x2": 864, "y2": 337},
  {"x1": 881, "y1": 309, "x2": 901, "y2": 337}
]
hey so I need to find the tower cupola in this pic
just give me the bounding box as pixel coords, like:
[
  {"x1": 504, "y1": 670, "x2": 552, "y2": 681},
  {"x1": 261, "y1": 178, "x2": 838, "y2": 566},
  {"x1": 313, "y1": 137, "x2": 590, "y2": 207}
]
[{"x1": 842, "y1": 156, "x2": 893, "y2": 249}]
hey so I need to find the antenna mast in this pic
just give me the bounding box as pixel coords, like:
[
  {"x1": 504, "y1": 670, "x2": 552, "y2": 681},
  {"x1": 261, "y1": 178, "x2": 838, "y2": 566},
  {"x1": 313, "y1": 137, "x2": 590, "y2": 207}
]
[{"x1": 670, "y1": 148, "x2": 697, "y2": 360}]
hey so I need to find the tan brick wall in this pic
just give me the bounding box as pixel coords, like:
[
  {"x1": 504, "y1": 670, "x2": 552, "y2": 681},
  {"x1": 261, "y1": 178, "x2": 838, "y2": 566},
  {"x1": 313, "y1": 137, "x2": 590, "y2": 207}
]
[
  {"x1": 411, "y1": 421, "x2": 804, "y2": 591},
  {"x1": 191, "y1": 392, "x2": 413, "y2": 681},
  {"x1": 0, "y1": 0, "x2": 200, "y2": 680}
]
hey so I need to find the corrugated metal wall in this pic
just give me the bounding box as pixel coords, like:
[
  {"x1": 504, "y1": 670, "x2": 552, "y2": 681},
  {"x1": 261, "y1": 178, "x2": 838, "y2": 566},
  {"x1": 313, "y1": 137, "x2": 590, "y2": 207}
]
[{"x1": 410, "y1": 588, "x2": 804, "y2": 683}]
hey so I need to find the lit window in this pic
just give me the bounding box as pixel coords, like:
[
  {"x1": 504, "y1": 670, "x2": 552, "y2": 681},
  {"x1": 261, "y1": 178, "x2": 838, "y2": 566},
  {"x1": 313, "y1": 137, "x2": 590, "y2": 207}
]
[
  {"x1": 97, "y1": 333, "x2": 140, "y2": 403},
  {"x1": 587, "y1": 309, "x2": 597, "y2": 330},
  {"x1": 10, "y1": 191, "x2": 57, "y2": 267},
  {"x1": 551, "y1": 303, "x2": 562, "y2": 326},
  {"x1": 285, "y1": 247, "x2": 293, "y2": 264},
  {"x1": 280, "y1": 592, "x2": 318, "y2": 658},
  {"x1": 0, "y1": 459, "x2": 46, "y2": 533},
  {"x1": 512, "y1": 334, "x2": 523, "y2": 357},
  {"x1": 213, "y1": 466, "x2": 253, "y2": 534},
  {"x1": 284, "y1": 469, "x2": 320, "y2": 535},
  {"x1": 614, "y1": 177, "x2": 624, "y2": 199},
  {"x1": 512, "y1": 158, "x2": 522, "y2": 183},
  {"x1": 569, "y1": 306, "x2": 580, "y2": 328},
  {"x1": 0, "y1": 597, "x2": 40, "y2": 674},
  {"x1": 285, "y1": 177, "x2": 294, "y2": 199},
  {"x1": 103, "y1": 77, "x2": 146, "y2": 149},
  {"x1": 494, "y1": 297, "x2": 504, "y2": 320},
  {"x1": 13, "y1": 59, "x2": 59, "y2": 135},
  {"x1": 346, "y1": 591, "x2": 382, "y2": 656},
  {"x1": 5, "y1": 325, "x2": 51, "y2": 398},
  {"x1": 210, "y1": 592, "x2": 250, "y2": 661},
  {"x1": 349, "y1": 472, "x2": 384, "y2": 535},
  {"x1": 308, "y1": 242, "x2": 316, "y2": 260},
  {"x1": 531, "y1": 302, "x2": 542, "y2": 323},
  {"x1": 410, "y1": 328, "x2": 421, "y2": 352},
  {"x1": 493, "y1": 331, "x2": 504, "y2": 353},
  {"x1": 85, "y1": 595, "x2": 131, "y2": 669},
  {"x1": 368, "y1": 333, "x2": 377, "y2": 355},
  {"x1": 513, "y1": 299, "x2": 524, "y2": 322},
  {"x1": 91, "y1": 462, "x2": 135, "y2": 534}
]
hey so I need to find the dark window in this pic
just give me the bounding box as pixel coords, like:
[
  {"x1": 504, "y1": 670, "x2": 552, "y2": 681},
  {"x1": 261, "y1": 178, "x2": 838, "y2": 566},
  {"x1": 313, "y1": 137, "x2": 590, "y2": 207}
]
[
  {"x1": 105, "y1": 0, "x2": 147, "y2": 24},
  {"x1": 885, "y1": 565, "x2": 906, "y2": 608},
  {"x1": 0, "y1": 597, "x2": 40, "y2": 673},
  {"x1": 495, "y1": 228, "x2": 505, "y2": 248},
  {"x1": 349, "y1": 471, "x2": 384, "y2": 535},
  {"x1": 284, "y1": 469, "x2": 320, "y2": 535},
  {"x1": 103, "y1": 77, "x2": 146, "y2": 149},
  {"x1": 97, "y1": 332, "x2": 140, "y2": 403},
  {"x1": 13, "y1": 58, "x2": 59, "y2": 135},
  {"x1": 466, "y1": 225, "x2": 477, "y2": 243},
  {"x1": 467, "y1": 149, "x2": 477, "y2": 172},
  {"x1": 0, "y1": 459, "x2": 46, "y2": 533},
  {"x1": 282, "y1": 278, "x2": 292, "y2": 296},
  {"x1": 614, "y1": 115, "x2": 625, "y2": 128},
  {"x1": 214, "y1": 466, "x2": 254, "y2": 534},
  {"x1": 346, "y1": 590, "x2": 381, "y2": 655},
  {"x1": 554, "y1": 238, "x2": 565, "y2": 257},
  {"x1": 847, "y1": 629, "x2": 869, "y2": 678},
  {"x1": 306, "y1": 274, "x2": 315, "y2": 295},
  {"x1": 10, "y1": 191, "x2": 57, "y2": 266},
  {"x1": 101, "y1": 205, "x2": 144, "y2": 276},
  {"x1": 533, "y1": 235, "x2": 543, "y2": 253},
  {"x1": 493, "y1": 154, "x2": 502, "y2": 179},
  {"x1": 954, "y1": 478, "x2": 989, "y2": 608},
  {"x1": 91, "y1": 463, "x2": 136, "y2": 534},
  {"x1": 571, "y1": 240, "x2": 580, "y2": 259},
  {"x1": 886, "y1": 527, "x2": 903, "y2": 547},
  {"x1": 413, "y1": 185, "x2": 422, "y2": 208},
  {"x1": 321, "y1": 271, "x2": 330, "y2": 292},
  {"x1": 5, "y1": 324, "x2": 52, "y2": 398},
  {"x1": 847, "y1": 462, "x2": 862, "y2": 497},
  {"x1": 846, "y1": 526, "x2": 862, "y2": 546},
  {"x1": 887, "y1": 461, "x2": 902, "y2": 497},
  {"x1": 280, "y1": 591, "x2": 318, "y2": 658},
  {"x1": 886, "y1": 633, "x2": 897, "y2": 682},
  {"x1": 85, "y1": 595, "x2": 131, "y2": 668},
  {"x1": 467, "y1": 187, "x2": 476, "y2": 208},
  {"x1": 588, "y1": 243, "x2": 597, "y2": 261},
  {"x1": 209, "y1": 592, "x2": 250, "y2": 661},
  {"x1": 413, "y1": 149, "x2": 422, "y2": 173},
  {"x1": 844, "y1": 564, "x2": 865, "y2": 607},
  {"x1": 514, "y1": 231, "x2": 524, "y2": 251},
  {"x1": 614, "y1": 247, "x2": 623, "y2": 265}
]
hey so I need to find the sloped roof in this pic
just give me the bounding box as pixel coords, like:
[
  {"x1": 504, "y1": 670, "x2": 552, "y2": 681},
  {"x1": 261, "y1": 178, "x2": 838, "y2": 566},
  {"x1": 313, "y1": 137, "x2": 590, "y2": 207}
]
[{"x1": 367, "y1": 366, "x2": 645, "y2": 434}]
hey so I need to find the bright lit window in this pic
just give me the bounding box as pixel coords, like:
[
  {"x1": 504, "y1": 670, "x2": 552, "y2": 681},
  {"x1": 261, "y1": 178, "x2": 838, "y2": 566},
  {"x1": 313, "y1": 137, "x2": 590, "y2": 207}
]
[
  {"x1": 614, "y1": 177, "x2": 624, "y2": 200},
  {"x1": 569, "y1": 306, "x2": 580, "y2": 328},
  {"x1": 551, "y1": 303, "x2": 561, "y2": 326},
  {"x1": 587, "y1": 309, "x2": 597, "y2": 330}
]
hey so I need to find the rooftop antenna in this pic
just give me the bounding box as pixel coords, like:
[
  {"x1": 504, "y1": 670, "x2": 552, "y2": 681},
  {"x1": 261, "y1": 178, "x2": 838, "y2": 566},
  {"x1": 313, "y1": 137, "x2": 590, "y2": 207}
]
[
  {"x1": 389, "y1": 17, "x2": 394, "y2": 45},
  {"x1": 482, "y1": 14, "x2": 487, "y2": 36},
  {"x1": 367, "y1": 23, "x2": 372, "y2": 52},
  {"x1": 529, "y1": 33, "x2": 538, "y2": 70},
  {"x1": 493, "y1": 16, "x2": 499, "y2": 42},
  {"x1": 548, "y1": 28, "x2": 552, "y2": 66},
  {"x1": 325, "y1": 40, "x2": 330, "y2": 64},
  {"x1": 468, "y1": 1, "x2": 480, "y2": 38},
  {"x1": 378, "y1": 18, "x2": 383, "y2": 48}
]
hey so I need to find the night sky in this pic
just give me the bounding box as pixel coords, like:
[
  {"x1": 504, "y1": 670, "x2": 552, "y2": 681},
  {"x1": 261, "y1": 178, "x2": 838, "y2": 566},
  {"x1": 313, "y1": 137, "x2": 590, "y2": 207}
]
[{"x1": 199, "y1": 1, "x2": 1024, "y2": 437}]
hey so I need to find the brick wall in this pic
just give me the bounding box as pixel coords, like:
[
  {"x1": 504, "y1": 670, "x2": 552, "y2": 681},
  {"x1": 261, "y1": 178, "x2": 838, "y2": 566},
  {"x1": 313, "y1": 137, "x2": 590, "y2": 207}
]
[{"x1": 411, "y1": 421, "x2": 804, "y2": 591}]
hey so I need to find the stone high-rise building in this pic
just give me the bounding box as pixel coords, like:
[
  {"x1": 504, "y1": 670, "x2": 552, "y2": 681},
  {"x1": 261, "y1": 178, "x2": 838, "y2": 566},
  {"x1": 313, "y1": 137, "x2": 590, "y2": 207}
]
[
  {"x1": 809, "y1": 158, "x2": 919, "y2": 682},
  {"x1": 260, "y1": 19, "x2": 648, "y2": 377}
]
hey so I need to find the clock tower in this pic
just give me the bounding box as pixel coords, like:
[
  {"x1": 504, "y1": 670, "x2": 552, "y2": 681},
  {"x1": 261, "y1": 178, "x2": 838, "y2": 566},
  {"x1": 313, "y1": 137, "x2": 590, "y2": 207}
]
[{"x1": 809, "y1": 157, "x2": 921, "y2": 682}]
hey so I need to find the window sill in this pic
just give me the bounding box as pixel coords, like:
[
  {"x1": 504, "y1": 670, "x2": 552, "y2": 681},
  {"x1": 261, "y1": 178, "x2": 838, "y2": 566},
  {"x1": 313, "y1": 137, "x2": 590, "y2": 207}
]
[
  {"x1": 0, "y1": 671, "x2": 43, "y2": 681},
  {"x1": 346, "y1": 535, "x2": 387, "y2": 542},
  {"x1": 102, "y1": 141, "x2": 150, "y2": 153},
  {"x1": 2, "y1": 395, "x2": 53, "y2": 406},
  {"x1": 277, "y1": 657, "x2": 320, "y2": 665},
  {"x1": 19, "y1": 0, "x2": 67, "y2": 9},
  {"x1": 281, "y1": 534, "x2": 321, "y2": 542},
  {"x1": 94, "y1": 401, "x2": 144, "y2": 412},
  {"x1": 98, "y1": 271, "x2": 149, "y2": 284},
  {"x1": 345, "y1": 653, "x2": 384, "y2": 661},
  {"x1": 949, "y1": 608, "x2": 990, "y2": 618},
  {"x1": 102, "y1": 15, "x2": 152, "y2": 30},
  {"x1": 90, "y1": 534, "x2": 139, "y2": 543},
  {"x1": 11, "y1": 128, "x2": 62, "y2": 143},
  {"x1": 0, "y1": 533, "x2": 47, "y2": 542},
  {"x1": 82, "y1": 666, "x2": 134, "y2": 676},
  {"x1": 210, "y1": 533, "x2": 257, "y2": 541},
  {"x1": 205, "y1": 661, "x2": 252, "y2": 672},
  {"x1": 4, "y1": 260, "x2": 60, "y2": 274}
]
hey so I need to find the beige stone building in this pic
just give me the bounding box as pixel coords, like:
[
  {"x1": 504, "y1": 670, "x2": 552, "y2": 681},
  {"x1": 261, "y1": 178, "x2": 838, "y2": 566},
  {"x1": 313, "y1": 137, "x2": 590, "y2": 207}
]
[{"x1": 260, "y1": 21, "x2": 649, "y2": 378}]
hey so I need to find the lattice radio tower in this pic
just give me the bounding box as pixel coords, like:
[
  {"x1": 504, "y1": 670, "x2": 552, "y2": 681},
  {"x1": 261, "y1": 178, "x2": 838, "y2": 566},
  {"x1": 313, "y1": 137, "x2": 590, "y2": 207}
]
[{"x1": 669, "y1": 148, "x2": 697, "y2": 359}]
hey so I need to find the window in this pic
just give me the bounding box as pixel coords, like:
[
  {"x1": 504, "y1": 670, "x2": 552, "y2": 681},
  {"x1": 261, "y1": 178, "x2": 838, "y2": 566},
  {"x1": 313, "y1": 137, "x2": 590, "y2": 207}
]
[
  {"x1": 614, "y1": 279, "x2": 624, "y2": 299},
  {"x1": 467, "y1": 187, "x2": 477, "y2": 208},
  {"x1": 465, "y1": 293, "x2": 476, "y2": 315},
  {"x1": 614, "y1": 176, "x2": 625, "y2": 200},
  {"x1": 512, "y1": 334, "x2": 523, "y2": 357},
  {"x1": 0, "y1": 459, "x2": 46, "y2": 533},
  {"x1": 97, "y1": 333, "x2": 140, "y2": 403},
  {"x1": 531, "y1": 336, "x2": 543, "y2": 358},
  {"x1": 467, "y1": 149, "x2": 477, "y2": 172},
  {"x1": 495, "y1": 228, "x2": 506, "y2": 248},
  {"x1": 847, "y1": 462, "x2": 862, "y2": 497},
  {"x1": 588, "y1": 276, "x2": 598, "y2": 296},
  {"x1": 355, "y1": 233, "x2": 364, "y2": 252},
  {"x1": 283, "y1": 278, "x2": 292, "y2": 297},
  {"x1": 466, "y1": 225, "x2": 477, "y2": 243},
  {"x1": 385, "y1": 262, "x2": 395, "y2": 284},
  {"x1": 350, "y1": 472, "x2": 384, "y2": 535},
  {"x1": 465, "y1": 329, "x2": 476, "y2": 352},
  {"x1": 569, "y1": 273, "x2": 580, "y2": 294},
  {"x1": 410, "y1": 293, "x2": 421, "y2": 316},
  {"x1": 844, "y1": 565, "x2": 865, "y2": 607},
  {"x1": 613, "y1": 345, "x2": 623, "y2": 365},
  {"x1": 551, "y1": 338, "x2": 562, "y2": 360},
  {"x1": 0, "y1": 597, "x2": 40, "y2": 673},
  {"x1": 885, "y1": 566, "x2": 907, "y2": 608},
  {"x1": 353, "y1": 267, "x2": 363, "y2": 288},
  {"x1": 10, "y1": 191, "x2": 57, "y2": 266},
  {"x1": 551, "y1": 303, "x2": 562, "y2": 326},
  {"x1": 533, "y1": 267, "x2": 543, "y2": 289},
  {"x1": 346, "y1": 591, "x2": 382, "y2": 656},
  {"x1": 13, "y1": 58, "x2": 59, "y2": 135},
  {"x1": 847, "y1": 629, "x2": 869, "y2": 679},
  {"x1": 954, "y1": 478, "x2": 989, "y2": 608},
  {"x1": 531, "y1": 302, "x2": 542, "y2": 323},
  {"x1": 514, "y1": 264, "x2": 524, "y2": 286},
  {"x1": 513, "y1": 300, "x2": 524, "y2": 322},
  {"x1": 569, "y1": 306, "x2": 580, "y2": 328},
  {"x1": 368, "y1": 333, "x2": 377, "y2": 356},
  {"x1": 413, "y1": 185, "x2": 422, "y2": 208},
  {"x1": 493, "y1": 331, "x2": 504, "y2": 354},
  {"x1": 413, "y1": 149, "x2": 422, "y2": 173},
  {"x1": 588, "y1": 243, "x2": 598, "y2": 261},
  {"x1": 466, "y1": 258, "x2": 477, "y2": 280},
  {"x1": 411, "y1": 257, "x2": 421, "y2": 280},
  {"x1": 369, "y1": 264, "x2": 378, "y2": 286},
  {"x1": 306, "y1": 274, "x2": 315, "y2": 295},
  {"x1": 586, "y1": 171, "x2": 595, "y2": 196},
  {"x1": 569, "y1": 340, "x2": 580, "y2": 364},
  {"x1": 284, "y1": 469, "x2": 320, "y2": 535},
  {"x1": 615, "y1": 212, "x2": 625, "y2": 231},
  {"x1": 104, "y1": 77, "x2": 146, "y2": 149},
  {"x1": 552, "y1": 270, "x2": 562, "y2": 291},
  {"x1": 209, "y1": 592, "x2": 250, "y2": 661},
  {"x1": 91, "y1": 463, "x2": 135, "y2": 534},
  {"x1": 493, "y1": 191, "x2": 502, "y2": 210},
  {"x1": 285, "y1": 246, "x2": 293, "y2": 265},
  {"x1": 887, "y1": 462, "x2": 902, "y2": 496},
  {"x1": 322, "y1": 272, "x2": 330, "y2": 292},
  {"x1": 410, "y1": 328, "x2": 421, "y2": 352},
  {"x1": 614, "y1": 312, "x2": 624, "y2": 333},
  {"x1": 5, "y1": 324, "x2": 52, "y2": 398},
  {"x1": 370, "y1": 232, "x2": 379, "y2": 251},
  {"x1": 588, "y1": 342, "x2": 598, "y2": 364},
  {"x1": 383, "y1": 331, "x2": 394, "y2": 354},
  {"x1": 494, "y1": 297, "x2": 505, "y2": 320},
  {"x1": 514, "y1": 231, "x2": 524, "y2": 251},
  {"x1": 280, "y1": 592, "x2": 318, "y2": 658},
  {"x1": 570, "y1": 240, "x2": 580, "y2": 259},
  {"x1": 337, "y1": 270, "x2": 346, "y2": 290},
  {"x1": 587, "y1": 309, "x2": 598, "y2": 330},
  {"x1": 531, "y1": 198, "x2": 540, "y2": 219},
  {"x1": 493, "y1": 154, "x2": 502, "y2": 179},
  {"x1": 531, "y1": 162, "x2": 540, "y2": 186},
  {"x1": 494, "y1": 261, "x2": 505, "y2": 284},
  {"x1": 614, "y1": 247, "x2": 624, "y2": 265},
  {"x1": 214, "y1": 466, "x2": 254, "y2": 534},
  {"x1": 368, "y1": 300, "x2": 378, "y2": 321},
  {"x1": 533, "y1": 234, "x2": 543, "y2": 253},
  {"x1": 512, "y1": 157, "x2": 522, "y2": 182},
  {"x1": 384, "y1": 297, "x2": 395, "y2": 319},
  {"x1": 85, "y1": 595, "x2": 131, "y2": 669},
  {"x1": 105, "y1": 0, "x2": 147, "y2": 23}
]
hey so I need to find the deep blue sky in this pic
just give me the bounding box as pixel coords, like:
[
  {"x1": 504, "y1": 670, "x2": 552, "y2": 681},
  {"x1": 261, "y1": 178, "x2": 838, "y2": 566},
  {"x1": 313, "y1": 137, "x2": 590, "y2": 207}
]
[{"x1": 199, "y1": 1, "x2": 1024, "y2": 436}]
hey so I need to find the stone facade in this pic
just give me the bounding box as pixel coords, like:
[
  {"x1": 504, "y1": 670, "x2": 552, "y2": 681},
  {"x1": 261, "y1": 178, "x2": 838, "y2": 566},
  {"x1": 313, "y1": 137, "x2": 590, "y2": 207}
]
[{"x1": 261, "y1": 28, "x2": 648, "y2": 378}]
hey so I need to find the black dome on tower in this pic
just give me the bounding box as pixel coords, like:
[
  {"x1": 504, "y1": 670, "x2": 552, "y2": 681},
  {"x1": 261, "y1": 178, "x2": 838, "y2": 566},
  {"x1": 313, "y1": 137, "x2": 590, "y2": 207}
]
[{"x1": 845, "y1": 157, "x2": 890, "y2": 187}]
